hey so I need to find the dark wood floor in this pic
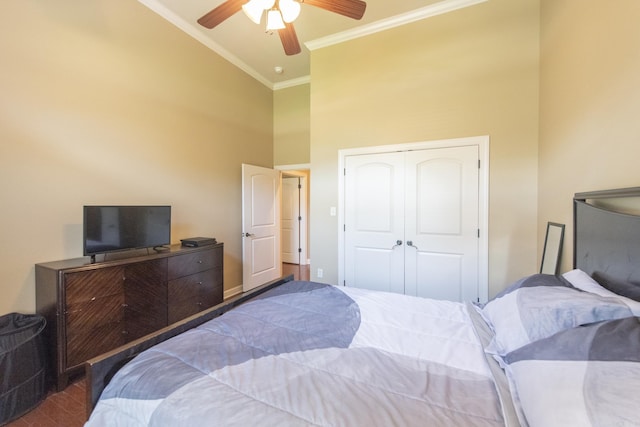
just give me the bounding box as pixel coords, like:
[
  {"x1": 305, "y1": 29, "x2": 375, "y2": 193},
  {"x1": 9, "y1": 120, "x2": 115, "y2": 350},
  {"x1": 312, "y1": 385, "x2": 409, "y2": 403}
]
[
  {"x1": 6, "y1": 263, "x2": 310, "y2": 426},
  {"x1": 5, "y1": 378, "x2": 86, "y2": 427},
  {"x1": 282, "y1": 262, "x2": 310, "y2": 281}
]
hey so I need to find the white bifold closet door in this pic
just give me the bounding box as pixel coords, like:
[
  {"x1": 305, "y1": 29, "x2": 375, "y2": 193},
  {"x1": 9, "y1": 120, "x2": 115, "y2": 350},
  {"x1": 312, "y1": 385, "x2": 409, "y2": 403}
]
[{"x1": 344, "y1": 146, "x2": 479, "y2": 302}]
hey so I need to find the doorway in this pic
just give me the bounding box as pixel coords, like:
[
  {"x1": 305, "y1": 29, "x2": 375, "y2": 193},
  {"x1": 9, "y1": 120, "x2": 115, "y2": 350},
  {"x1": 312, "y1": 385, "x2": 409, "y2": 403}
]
[
  {"x1": 282, "y1": 262, "x2": 310, "y2": 281},
  {"x1": 278, "y1": 167, "x2": 309, "y2": 268}
]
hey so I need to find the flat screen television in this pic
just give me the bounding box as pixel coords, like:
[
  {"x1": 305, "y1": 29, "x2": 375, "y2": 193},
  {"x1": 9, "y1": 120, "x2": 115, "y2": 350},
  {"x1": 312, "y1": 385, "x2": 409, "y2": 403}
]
[{"x1": 83, "y1": 205, "x2": 171, "y2": 257}]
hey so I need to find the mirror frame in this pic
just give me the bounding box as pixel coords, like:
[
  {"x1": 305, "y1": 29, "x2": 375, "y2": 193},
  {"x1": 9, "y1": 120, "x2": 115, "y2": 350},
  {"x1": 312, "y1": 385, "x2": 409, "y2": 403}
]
[{"x1": 540, "y1": 222, "x2": 565, "y2": 275}]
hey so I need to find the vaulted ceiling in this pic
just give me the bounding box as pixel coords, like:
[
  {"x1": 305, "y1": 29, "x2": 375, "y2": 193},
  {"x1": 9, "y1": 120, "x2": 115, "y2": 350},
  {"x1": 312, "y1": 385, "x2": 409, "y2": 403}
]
[{"x1": 139, "y1": 0, "x2": 484, "y2": 88}]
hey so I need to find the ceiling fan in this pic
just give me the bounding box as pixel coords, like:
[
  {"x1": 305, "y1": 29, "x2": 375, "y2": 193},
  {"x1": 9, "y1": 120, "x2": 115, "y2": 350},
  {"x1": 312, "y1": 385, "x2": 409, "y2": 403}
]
[{"x1": 197, "y1": 0, "x2": 367, "y2": 56}]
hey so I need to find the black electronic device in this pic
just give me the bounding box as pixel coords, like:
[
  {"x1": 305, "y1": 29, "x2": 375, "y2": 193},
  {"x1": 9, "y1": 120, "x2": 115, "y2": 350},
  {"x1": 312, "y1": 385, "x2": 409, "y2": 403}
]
[
  {"x1": 180, "y1": 237, "x2": 217, "y2": 248},
  {"x1": 83, "y1": 205, "x2": 171, "y2": 257}
]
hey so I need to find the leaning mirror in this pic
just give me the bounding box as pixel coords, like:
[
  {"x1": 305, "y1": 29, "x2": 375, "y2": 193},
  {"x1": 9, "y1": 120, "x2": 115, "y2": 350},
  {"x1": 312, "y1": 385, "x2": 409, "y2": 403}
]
[{"x1": 540, "y1": 222, "x2": 565, "y2": 275}]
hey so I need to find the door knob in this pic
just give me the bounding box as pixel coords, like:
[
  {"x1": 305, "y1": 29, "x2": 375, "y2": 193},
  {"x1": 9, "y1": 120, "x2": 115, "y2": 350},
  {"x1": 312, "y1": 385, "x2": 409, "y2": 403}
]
[
  {"x1": 244, "y1": 232, "x2": 255, "y2": 237},
  {"x1": 407, "y1": 241, "x2": 419, "y2": 250},
  {"x1": 392, "y1": 240, "x2": 403, "y2": 249}
]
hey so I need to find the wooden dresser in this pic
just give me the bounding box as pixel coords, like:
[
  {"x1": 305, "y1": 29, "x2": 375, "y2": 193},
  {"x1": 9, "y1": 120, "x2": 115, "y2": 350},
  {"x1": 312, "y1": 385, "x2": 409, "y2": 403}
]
[{"x1": 35, "y1": 243, "x2": 223, "y2": 390}]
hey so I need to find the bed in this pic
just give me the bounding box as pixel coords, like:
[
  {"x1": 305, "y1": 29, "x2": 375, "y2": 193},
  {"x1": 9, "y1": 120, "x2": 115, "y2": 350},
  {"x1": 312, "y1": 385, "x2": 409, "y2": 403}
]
[{"x1": 84, "y1": 187, "x2": 640, "y2": 427}]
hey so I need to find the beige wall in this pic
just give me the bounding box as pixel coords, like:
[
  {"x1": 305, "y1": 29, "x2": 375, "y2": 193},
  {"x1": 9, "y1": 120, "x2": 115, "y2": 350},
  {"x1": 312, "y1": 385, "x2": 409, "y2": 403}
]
[
  {"x1": 274, "y1": 84, "x2": 310, "y2": 165},
  {"x1": 0, "y1": 1, "x2": 273, "y2": 314},
  {"x1": 5, "y1": 0, "x2": 637, "y2": 314},
  {"x1": 538, "y1": 0, "x2": 640, "y2": 274},
  {"x1": 309, "y1": 0, "x2": 540, "y2": 297}
]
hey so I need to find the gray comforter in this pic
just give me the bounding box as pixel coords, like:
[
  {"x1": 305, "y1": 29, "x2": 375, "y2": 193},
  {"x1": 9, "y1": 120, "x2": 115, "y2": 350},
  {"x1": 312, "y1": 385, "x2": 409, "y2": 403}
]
[{"x1": 86, "y1": 281, "x2": 513, "y2": 426}]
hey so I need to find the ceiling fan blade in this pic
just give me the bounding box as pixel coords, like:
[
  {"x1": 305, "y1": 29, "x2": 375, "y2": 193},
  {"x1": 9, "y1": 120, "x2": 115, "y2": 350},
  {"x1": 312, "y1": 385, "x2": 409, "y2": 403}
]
[
  {"x1": 303, "y1": 0, "x2": 367, "y2": 20},
  {"x1": 278, "y1": 23, "x2": 302, "y2": 56},
  {"x1": 198, "y1": 0, "x2": 245, "y2": 29}
]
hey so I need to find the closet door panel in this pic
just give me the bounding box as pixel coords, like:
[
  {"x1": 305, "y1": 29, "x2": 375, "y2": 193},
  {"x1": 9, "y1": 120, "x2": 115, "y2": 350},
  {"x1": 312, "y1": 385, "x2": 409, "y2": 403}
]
[
  {"x1": 417, "y1": 158, "x2": 462, "y2": 235},
  {"x1": 353, "y1": 247, "x2": 397, "y2": 293},
  {"x1": 344, "y1": 152, "x2": 405, "y2": 293},
  {"x1": 404, "y1": 146, "x2": 479, "y2": 301},
  {"x1": 413, "y1": 252, "x2": 464, "y2": 301}
]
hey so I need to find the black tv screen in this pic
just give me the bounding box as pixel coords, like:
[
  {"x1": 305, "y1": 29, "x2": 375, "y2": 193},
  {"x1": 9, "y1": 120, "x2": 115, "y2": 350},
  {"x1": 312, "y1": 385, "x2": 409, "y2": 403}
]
[{"x1": 83, "y1": 206, "x2": 171, "y2": 256}]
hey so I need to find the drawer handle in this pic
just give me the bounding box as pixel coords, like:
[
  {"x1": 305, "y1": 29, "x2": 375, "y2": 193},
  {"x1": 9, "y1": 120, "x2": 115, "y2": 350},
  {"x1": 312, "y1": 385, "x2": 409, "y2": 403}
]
[
  {"x1": 197, "y1": 260, "x2": 203, "y2": 264},
  {"x1": 91, "y1": 297, "x2": 96, "y2": 301}
]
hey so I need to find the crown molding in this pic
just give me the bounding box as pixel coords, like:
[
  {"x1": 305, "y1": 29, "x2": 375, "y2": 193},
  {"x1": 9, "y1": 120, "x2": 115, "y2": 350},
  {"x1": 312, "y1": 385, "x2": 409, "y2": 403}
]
[
  {"x1": 305, "y1": 0, "x2": 488, "y2": 52},
  {"x1": 273, "y1": 75, "x2": 311, "y2": 90}
]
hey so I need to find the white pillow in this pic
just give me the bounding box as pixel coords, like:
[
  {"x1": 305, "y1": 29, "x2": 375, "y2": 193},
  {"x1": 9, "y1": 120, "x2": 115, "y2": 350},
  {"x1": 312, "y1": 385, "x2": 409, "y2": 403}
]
[{"x1": 563, "y1": 269, "x2": 640, "y2": 315}]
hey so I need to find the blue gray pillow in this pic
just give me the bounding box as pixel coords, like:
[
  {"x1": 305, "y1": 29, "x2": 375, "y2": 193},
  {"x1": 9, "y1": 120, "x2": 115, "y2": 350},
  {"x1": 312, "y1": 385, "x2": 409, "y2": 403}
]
[
  {"x1": 503, "y1": 317, "x2": 640, "y2": 427},
  {"x1": 480, "y1": 274, "x2": 634, "y2": 355}
]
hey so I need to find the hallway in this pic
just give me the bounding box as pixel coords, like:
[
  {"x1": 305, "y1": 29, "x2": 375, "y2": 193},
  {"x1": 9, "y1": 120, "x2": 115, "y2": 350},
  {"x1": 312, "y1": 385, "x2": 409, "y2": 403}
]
[{"x1": 282, "y1": 262, "x2": 310, "y2": 281}]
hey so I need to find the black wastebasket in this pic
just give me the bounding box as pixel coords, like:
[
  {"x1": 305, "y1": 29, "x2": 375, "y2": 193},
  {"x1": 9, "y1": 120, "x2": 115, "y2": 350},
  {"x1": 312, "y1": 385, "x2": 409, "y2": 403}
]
[{"x1": 0, "y1": 313, "x2": 47, "y2": 426}]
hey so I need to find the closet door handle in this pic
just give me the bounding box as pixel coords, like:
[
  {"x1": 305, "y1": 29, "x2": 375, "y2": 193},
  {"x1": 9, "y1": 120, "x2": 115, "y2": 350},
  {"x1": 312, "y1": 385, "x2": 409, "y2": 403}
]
[
  {"x1": 392, "y1": 240, "x2": 403, "y2": 249},
  {"x1": 407, "y1": 241, "x2": 419, "y2": 250}
]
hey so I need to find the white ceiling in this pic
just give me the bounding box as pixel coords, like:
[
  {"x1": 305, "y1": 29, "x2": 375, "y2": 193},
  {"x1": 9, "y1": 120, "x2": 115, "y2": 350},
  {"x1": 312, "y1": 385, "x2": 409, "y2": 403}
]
[{"x1": 138, "y1": 0, "x2": 485, "y2": 89}]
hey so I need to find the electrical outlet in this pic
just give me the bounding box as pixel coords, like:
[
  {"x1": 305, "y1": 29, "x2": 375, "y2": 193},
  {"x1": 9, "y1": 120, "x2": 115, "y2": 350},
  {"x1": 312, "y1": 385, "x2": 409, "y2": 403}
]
[{"x1": 317, "y1": 268, "x2": 323, "y2": 278}]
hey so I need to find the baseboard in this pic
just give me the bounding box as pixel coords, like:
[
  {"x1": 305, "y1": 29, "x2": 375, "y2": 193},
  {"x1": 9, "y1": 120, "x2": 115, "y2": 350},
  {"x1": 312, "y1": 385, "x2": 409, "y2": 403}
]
[{"x1": 224, "y1": 285, "x2": 243, "y2": 300}]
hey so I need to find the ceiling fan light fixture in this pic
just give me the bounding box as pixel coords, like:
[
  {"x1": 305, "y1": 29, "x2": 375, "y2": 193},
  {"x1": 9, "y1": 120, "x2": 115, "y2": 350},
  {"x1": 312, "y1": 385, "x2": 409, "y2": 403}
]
[
  {"x1": 197, "y1": 0, "x2": 367, "y2": 56},
  {"x1": 259, "y1": 0, "x2": 276, "y2": 9},
  {"x1": 279, "y1": 0, "x2": 301, "y2": 23},
  {"x1": 266, "y1": 9, "x2": 286, "y2": 31},
  {"x1": 242, "y1": 0, "x2": 265, "y2": 24}
]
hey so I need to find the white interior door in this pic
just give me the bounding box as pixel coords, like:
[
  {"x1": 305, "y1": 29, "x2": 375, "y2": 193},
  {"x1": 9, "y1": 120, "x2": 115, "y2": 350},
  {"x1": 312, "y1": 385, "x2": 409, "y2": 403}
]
[
  {"x1": 404, "y1": 146, "x2": 479, "y2": 301},
  {"x1": 281, "y1": 177, "x2": 300, "y2": 264},
  {"x1": 242, "y1": 164, "x2": 282, "y2": 292},
  {"x1": 344, "y1": 152, "x2": 405, "y2": 293},
  {"x1": 343, "y1": 146, "x2": 479, "y2": 302}
]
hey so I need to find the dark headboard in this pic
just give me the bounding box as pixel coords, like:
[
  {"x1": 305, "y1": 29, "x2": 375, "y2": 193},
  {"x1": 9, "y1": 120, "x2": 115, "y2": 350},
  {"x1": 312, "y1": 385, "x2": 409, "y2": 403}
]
[{"x1": 574, "y1": 187, "x2": 640, "y2": 284}]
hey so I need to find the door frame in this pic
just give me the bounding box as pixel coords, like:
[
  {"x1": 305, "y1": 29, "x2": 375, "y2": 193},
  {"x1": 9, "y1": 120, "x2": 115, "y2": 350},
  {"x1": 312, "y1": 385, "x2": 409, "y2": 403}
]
[
  {"x1": 281, "y1": 174, "x2": 309, "y2": 265},
  {"x1": 338, "y1": 136, "x2": 490, "y2": 302},
  {"x1": 276, "y1": 164, "x2": 310, "y2": 265}
]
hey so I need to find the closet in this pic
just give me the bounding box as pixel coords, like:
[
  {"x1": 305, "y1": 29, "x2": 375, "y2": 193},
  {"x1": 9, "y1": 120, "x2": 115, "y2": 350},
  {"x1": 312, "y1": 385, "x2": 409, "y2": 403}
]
[{"x1": 343, "y1": 145, "x2": 480, "y2": 302}]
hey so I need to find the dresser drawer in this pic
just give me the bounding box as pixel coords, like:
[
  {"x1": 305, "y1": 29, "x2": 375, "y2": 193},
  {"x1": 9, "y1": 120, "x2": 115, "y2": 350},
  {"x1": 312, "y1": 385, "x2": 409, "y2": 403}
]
[
  {"x1": 65, "y1": 293, "x2": 125, "y2": 368},
  {"x1": 65, "y1": 267, "x2": 124, "y2": 304},
  {"x1": 167, "y1": 269, "x2": 223, "y2": 324},
  {"x1": 66, "y1": 319, "x2": 125, "y2": 368},
  {"x1": 167, "y1": 269, "x2": 219, "y2": 301},
  {"x1": 65, "y1": 293, "x2": 124, "y2": 325},
  {"x1": 167, "y1": 248, "x2": 220, "y2": 279}
]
